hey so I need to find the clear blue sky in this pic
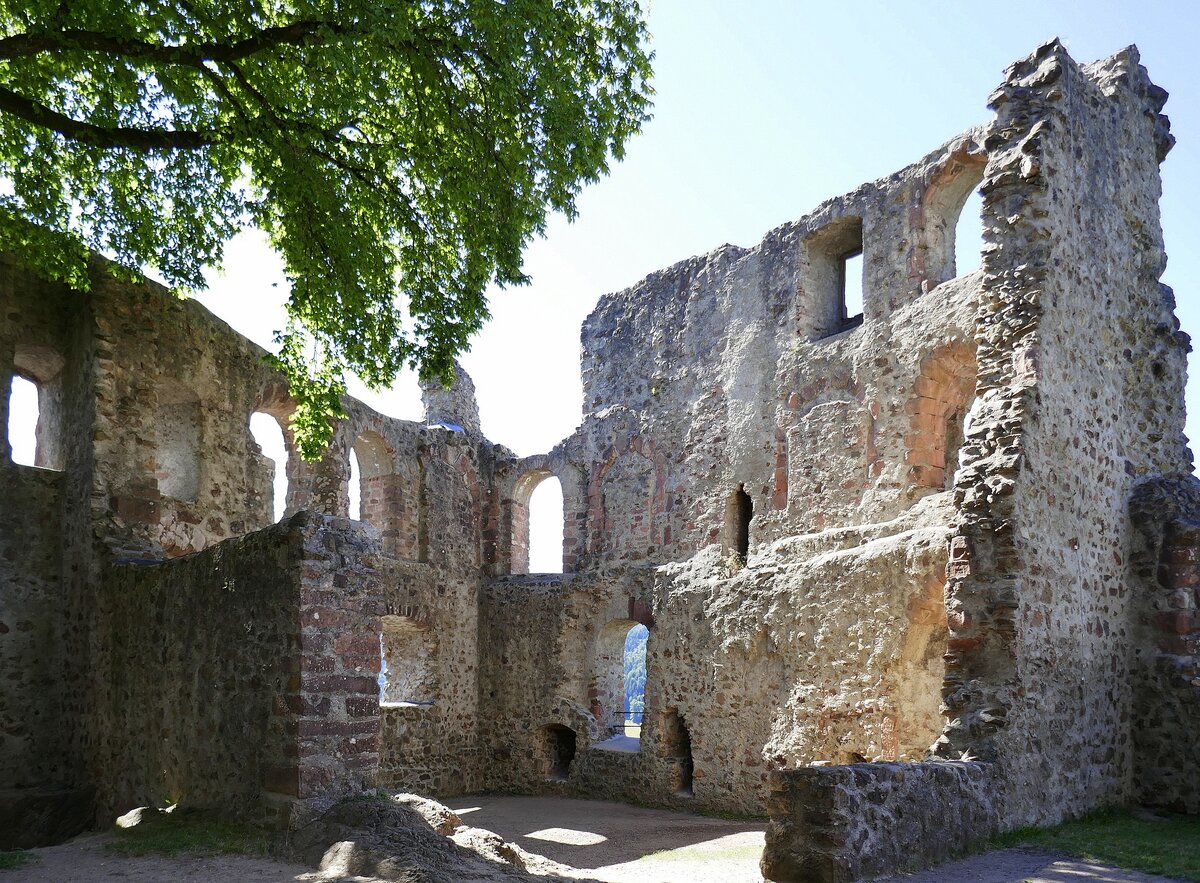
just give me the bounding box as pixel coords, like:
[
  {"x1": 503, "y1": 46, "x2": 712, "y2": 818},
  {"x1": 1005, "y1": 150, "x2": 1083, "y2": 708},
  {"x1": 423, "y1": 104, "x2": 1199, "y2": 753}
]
[
  {"x1": 10, "y1": 1, "x2": 1200, "y2": 570},
  {"x1": 192, "y1": 1, "x2": 1200, "y2": 461}
]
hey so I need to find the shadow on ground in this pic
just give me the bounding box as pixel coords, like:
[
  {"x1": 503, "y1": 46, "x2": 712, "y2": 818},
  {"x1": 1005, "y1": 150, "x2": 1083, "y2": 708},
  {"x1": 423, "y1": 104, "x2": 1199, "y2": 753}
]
[{"x1": 445, "y1": 794, "x2": 766, "y2": 871}]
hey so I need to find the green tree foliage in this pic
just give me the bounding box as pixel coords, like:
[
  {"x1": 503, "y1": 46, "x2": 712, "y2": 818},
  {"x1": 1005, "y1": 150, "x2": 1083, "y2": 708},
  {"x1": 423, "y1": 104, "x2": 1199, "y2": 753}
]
[{"x1": 0, "y1": 1, "x2": 652, "y2": 457}]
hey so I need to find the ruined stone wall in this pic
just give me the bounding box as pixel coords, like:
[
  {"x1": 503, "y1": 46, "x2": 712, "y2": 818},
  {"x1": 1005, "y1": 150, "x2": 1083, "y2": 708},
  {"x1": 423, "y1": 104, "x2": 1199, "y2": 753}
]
[
  {"x1": 1128, "y1": 480, "x2": 1200, "y2": 813},
  {"x1": 933, "y1": 42, "x2": 1186, "y2": 824},
  {"x1": 479, "y1": 124, "x2": 992, "y2": 813},
  {"x1": 564, "y1": 133, "x2": 984, "y2": 572},
  {"x1": 0, "y1": 464, "x2": 64, "y2": 787},
  {"x1": 761, "y1": 761, "x2": 1001, "y2": 883},
  {"x1": 93, "y1": 520, "x2": 301, "y2": 818},
  {"x1": 0, "y1": 257, "x2": 91, "y2": 793},
  {"x1": 479, "y1": 496, "x2": 954, "y2": 814},
  {"x1": 85, "y1": 272, "x2": 292, "y2": 559}
]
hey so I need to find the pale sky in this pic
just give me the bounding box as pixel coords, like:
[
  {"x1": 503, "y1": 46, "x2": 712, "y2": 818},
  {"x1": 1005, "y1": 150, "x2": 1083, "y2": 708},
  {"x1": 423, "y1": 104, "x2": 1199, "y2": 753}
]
[{"x1": 8, "y1": 1, "x2": 1200, "y2": 572}]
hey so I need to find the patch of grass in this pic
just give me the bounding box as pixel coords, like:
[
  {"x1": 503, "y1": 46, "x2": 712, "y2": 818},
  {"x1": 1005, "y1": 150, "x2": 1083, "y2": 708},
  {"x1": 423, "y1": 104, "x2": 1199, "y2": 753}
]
[
  {"x1": 994, "y1": 808, "x2": 1200, "y2": 882},
  {"x1": 0, "y1": 850, "x2": 36, "y2": 872},
  {"x1": 106, "y1": 810, "x2": 272, "y2": 859}
]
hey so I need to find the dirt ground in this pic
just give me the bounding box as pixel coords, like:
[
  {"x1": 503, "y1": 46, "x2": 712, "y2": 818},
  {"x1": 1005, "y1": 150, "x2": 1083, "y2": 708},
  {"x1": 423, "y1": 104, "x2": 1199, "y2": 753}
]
[{"x1": 2, "y1": 795, "x2": 1189, "y2": 883}]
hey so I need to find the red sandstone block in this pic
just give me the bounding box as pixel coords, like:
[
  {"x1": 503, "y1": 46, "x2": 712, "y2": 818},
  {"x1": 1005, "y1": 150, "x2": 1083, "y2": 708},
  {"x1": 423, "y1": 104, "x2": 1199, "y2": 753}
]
[
  {"x1": 298, "y1": 719, "x2": 378, "y2": 738},
  {"x1": 910, "y1": 465, "x2": 943, "y2": 488},
  {"x1": 1169, "y1": 565, "x2": 1200, "y2": 588},
  {"x1": 304, "y1": 675, "x2": 379, "y2": 694},
  {"x1": 1157, "y1": 610, "x2": 1196, "y2": 635},
  {"x1": 346, "y1": 696, "x2": 380, "y2": 718},
  {"x1": 340, "y1": 735, "x2": 380, "y2": 755},
  {"x1": 334, "y1": 634, "x2": 379, "y2": 656},
  {"x1": 340, "y1": 654, "x2": 382, "y2": 674},
  {"x1": 298, "y1": 765, "x2": 335, "y2": 798},
  {"x1": 303, "y1": 655, "x2": 336, "y2": 674},
  {"x1": 262, "y1": 764, "x2": 299, "y2": 797},
  {"x1": 302, "y1": 607, "x2": 348, "y2": 628},
  {"x1": 1168, "y1": 546, "x2": 1199, "y2": 565}
]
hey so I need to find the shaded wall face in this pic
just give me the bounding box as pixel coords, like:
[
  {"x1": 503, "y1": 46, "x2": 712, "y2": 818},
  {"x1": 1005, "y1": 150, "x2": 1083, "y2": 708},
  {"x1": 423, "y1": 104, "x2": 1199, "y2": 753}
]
[
  {"x1": 93, "y1": 525, "x2": 301, "y2": 817},
  {"x1": 0, "y1": 263, "x2": 80, "y2": 789}
]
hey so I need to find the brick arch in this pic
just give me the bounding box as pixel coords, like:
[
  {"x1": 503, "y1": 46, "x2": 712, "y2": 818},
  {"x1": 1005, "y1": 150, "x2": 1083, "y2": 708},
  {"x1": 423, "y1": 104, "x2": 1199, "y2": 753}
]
[{"x1": 904, "y1": 341, "x2": 978, "y2": 490}]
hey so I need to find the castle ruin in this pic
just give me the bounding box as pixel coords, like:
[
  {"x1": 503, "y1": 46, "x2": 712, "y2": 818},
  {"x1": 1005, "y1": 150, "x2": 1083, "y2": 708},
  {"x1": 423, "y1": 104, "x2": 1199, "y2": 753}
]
[{"x1": 1, "y1": 39, "x2": 1197, "y2": 882}]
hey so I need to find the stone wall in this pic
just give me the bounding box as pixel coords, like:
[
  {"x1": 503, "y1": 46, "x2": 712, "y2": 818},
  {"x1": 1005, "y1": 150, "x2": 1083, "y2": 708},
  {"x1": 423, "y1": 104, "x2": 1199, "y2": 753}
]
[
  {"x1": 760, "y1": 761, "x2": 1001, "y2": 883},
  {"x1": 1129, "y1": 478, "x2": 1200, "y2": 813},
  {"x1": 0, "y1": 464, "x2": 64, "y2": 787},
  {"x1": 0, "y1": 256, "x2": 93, "y2": 811},
  {"x1": 934, "y1": 42, "x2": 1185, "y2": 823},
  {"x1": 93, "y1": 520, "x2": 301, "y2": 818},
  {"x1": 478, "y1": 495, "x2": 954, "y2": 816},
  {"x1": 1, "y1": 37, "x2": 1195, "y2": 883}
]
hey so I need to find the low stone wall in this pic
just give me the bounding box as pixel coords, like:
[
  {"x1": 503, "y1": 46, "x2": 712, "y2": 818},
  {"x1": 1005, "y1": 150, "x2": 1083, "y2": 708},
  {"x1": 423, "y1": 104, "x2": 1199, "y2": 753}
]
[{"x1": 760, "y1": 761, "x2": 1000, "y2": 883}]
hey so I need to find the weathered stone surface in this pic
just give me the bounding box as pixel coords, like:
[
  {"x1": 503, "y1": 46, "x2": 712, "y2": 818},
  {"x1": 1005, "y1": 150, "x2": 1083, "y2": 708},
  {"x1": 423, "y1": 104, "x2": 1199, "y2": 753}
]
[
  {"x1": 0, "y1": 37, "x2": 1194, "y2": 883},
  {"x1": 286, "y1": 793, "x2": 593, "y2": 882}
]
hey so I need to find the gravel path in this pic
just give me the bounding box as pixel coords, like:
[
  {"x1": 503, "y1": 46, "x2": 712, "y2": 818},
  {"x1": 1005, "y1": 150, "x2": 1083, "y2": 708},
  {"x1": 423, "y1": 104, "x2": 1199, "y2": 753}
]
[{"x1": 2, "y1": 796, "x2": 1189, "y2": 883}]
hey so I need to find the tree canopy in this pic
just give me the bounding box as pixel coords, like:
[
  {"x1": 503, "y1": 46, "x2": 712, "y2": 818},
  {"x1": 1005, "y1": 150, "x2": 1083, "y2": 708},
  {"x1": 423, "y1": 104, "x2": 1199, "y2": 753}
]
[{"x1": 0, "y1": 1, "x2": 653, "y2": 457}]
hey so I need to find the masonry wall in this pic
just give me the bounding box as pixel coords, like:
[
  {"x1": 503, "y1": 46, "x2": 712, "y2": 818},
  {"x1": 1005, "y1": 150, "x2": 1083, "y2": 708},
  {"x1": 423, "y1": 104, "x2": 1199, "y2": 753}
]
[
  {"x1": 479, "y1": 127, "x2": 996, "y2": 813},
  {"x1": 1128, "y1": 480, "x2": 1200, "y2": 813},
  {"x1": 934, "y1": 42, "x2": 1187, "y2": 824},
  {"x1": 93, "y1": 521, "x2": 301, "y2": 818},
  {"x1": 0, "y1": 257, "x2": 90, "y2": 798}
]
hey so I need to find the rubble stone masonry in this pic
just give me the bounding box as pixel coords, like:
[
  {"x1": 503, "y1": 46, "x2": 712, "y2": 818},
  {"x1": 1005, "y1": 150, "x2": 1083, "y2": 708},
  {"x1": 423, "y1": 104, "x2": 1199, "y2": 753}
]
[{"x1": 0, "y1": 38, "x2": 1195, "y2": 880}]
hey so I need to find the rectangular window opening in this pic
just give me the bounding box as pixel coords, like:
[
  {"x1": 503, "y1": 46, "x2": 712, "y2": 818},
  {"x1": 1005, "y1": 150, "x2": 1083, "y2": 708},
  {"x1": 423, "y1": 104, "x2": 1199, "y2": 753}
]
[{"x1": 841, "y1": 250, "x2": 864, "y2": 327}]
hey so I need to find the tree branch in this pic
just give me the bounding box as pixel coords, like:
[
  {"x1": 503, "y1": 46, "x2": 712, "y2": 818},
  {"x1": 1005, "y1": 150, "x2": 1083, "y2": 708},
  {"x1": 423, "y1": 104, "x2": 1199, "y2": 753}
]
[
  {"x1": 0, "y1": 20, "x2": 363, "y2": 65},
  {"x1": 0, "y1": 85, "x2": 222, "y2": 149}
]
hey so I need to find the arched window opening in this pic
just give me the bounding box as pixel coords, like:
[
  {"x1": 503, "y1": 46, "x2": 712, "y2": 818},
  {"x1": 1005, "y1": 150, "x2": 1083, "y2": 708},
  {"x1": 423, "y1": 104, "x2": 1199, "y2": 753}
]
[
  {"x1": 378, "y1": 614, "x2": 436, "y2": 707},
  {"x1": 592, "y1": 617, "x2": 650, "y2": 750},
  {"x1": 624, "y1": 623, "x2": 648, "y2": 738},
  {"x1": 663, "y1": 710, "x2": 694, "y2": 797},
  {"x1": 350, "y1": 431, "x2": 394, "y2": 537},
  {"x1": 539, "y1": 724, "x2": 577, "y2": 781},
  {"x1": 349, "y1": 447, "x2": 362, "y2": 520},
  {"x1": 7, "y1": 374, "x2": 38, "y2": 467},
  {"x1": 724, "y1": 485, "x2": 753, "y2": 564},
  {"x1": 953, "y1": 188, "x2": 984, "y2": 277},
  {"x1": 249, "y1": 412, "x2": 288, "y2": 522},
  {"x1": 921, "y1": 152, "x2": 985, "y2": 287},
  {"x1": 9, "y1": 346, "x2": 65, "y2": 470},
  {"x1": 156, "y1": 382, "x2": 201, "y2": 501},
  {"x1": 528, "y1": 476, "x2": 564, "y2": 574},
  {"x1": 905, "y1": 342, "x2": 978, "y2": 491}
]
